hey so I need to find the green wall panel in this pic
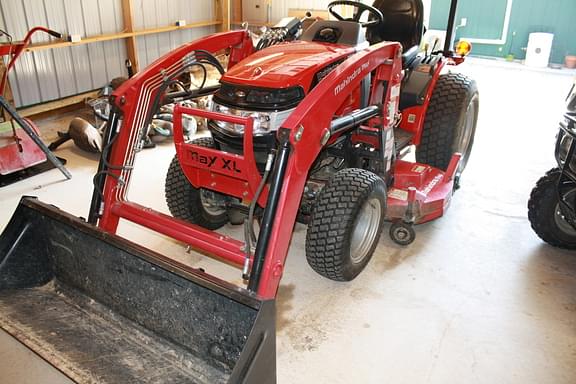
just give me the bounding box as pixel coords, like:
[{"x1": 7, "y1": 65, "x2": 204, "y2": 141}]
[{"x1": 430, "y1": 0, "x2": 576, "y2": 64}]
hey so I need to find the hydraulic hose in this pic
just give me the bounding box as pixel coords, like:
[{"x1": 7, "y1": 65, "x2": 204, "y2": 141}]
[{"x1": 243, "y1": 152, "x2": 275, "y2": 280}]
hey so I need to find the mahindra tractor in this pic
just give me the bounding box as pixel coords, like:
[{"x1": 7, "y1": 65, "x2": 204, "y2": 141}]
[
  {"x1": 161, "y1": 0, "x2": 479, "y2": 281},
  {"x1": 0, "y1": 1, "x2": 478, "y2": 383}
]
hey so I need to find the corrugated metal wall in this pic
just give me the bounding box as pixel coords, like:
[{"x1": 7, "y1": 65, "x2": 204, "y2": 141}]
[
  {"x1": 0, "y1": 0, "x2": 216, "y2": 108},
  {"x1": 131, "y1": 0, "x2": 215, "y2": 68}
]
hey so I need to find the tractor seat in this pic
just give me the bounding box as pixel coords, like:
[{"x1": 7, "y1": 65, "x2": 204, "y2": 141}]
[
  {"x1": 366, "y1": 0, "x2": 424, "y2": 51},
  {"x1": 300, "y1": 20, "x2": 366, "y2": 46}
]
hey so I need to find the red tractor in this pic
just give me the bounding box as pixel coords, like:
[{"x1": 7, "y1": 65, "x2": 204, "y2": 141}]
[
  {"x1": 86, "y1": 0, "x2": 479, "y2": 291},
  {"x1": 0, "y1": 1, "x2": 478, "y2": 382}
]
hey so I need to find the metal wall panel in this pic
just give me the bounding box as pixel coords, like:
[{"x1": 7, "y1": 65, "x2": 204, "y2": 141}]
[
  {"x1": 63, "y1": 0, "x2": 94, "y2": 93},
  {"x1": 98, "y1": 0, "x2": 127, "y2": 80},
  {"x1": 133, "y1": 0, "x2": 215, "y2": 68},
  {"x1": 22, "y1": 0, "x2": 60, "y2": 101},
  {"x1": 0, "y1": 4, "x2": 23, "y2": 106},
  {"x1": 2, "y1": 0, "x2": 41, "y2": 106},
  {"x1": 81, "y1": 0, "x2": 109, "y2": 88},
  {"x1": 0, "y1": 0, "x2": 216, "y2": 108},
  {"x1": 44, "y1": 0, "x2": 77, "y2": 98}
]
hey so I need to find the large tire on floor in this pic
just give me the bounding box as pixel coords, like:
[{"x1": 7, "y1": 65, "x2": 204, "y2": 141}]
[
  {"x1": 165, "y1": 137, "x2": 228, "y2": 230},
  {"x1": 305, "y1": 168, "x2": 386, "y2": 281},
  {"x1": 416, "y1": 72, "x2": 479, "y2": 181},
  {"x1": 528, "y1": 168, "x2": 576, "y2": 249}
]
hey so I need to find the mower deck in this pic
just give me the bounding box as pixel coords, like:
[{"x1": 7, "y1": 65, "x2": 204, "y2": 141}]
[
  {"x1": 0, "y1": 120, "x2": 46, "y2": 174},
  {"x1": 0, "y1": 120, "x2": 67, "y2": 187},
  {"x1": 386, "y1": 154, "x2": 461, "y2": 224}
]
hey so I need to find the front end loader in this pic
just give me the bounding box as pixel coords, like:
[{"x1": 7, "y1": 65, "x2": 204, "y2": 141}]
[{"x1": 0, "y1": 1, "x2": 476, "y2": 382}]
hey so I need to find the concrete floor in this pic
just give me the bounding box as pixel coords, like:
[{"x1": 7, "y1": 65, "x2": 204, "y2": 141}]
[{"x1": 1, "y1": 58, "x2": 576, "y2": 383}]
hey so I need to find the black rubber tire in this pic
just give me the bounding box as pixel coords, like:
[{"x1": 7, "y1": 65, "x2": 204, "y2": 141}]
[
  {"x1": 416, "y1": 72, "x2": 479, "y2": 176},
  {"x1": 528, "y1": 168, "x2": 576, "y2": 249},
  {"x1": 305, "y1": 168, "x2": 386, "y2": 281},
  {"x1": 389, "y1": 221, "x2": 416, "y2": 246},
  {"x1": 165, "y1": 137, "x2": 228, "y2": 230}
]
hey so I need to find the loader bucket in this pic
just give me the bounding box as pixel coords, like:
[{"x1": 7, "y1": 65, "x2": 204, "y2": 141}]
[{"x1": 0, "y1": 197, "x2": 275, "y2": 384}]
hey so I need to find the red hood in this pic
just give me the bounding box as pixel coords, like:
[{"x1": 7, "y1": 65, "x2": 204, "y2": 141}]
[{"x1": 222, "y1": 41, "x2": 355, "y2": 91}]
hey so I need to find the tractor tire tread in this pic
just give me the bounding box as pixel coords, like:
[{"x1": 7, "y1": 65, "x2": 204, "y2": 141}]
[
  {"x1": 165, "y1": 137, "x2": 227, "y2": 230},
  {"x1": 417, "y1": 72, "x2": 478, "y2": 170},
  {"x1": 306, "y1": 168, "x2": 385, "y2": 281},
  {"x1": 528, "y1": 168, "x2": 576, "y2": 249}
]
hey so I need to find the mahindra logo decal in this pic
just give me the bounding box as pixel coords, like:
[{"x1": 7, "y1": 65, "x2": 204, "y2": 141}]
[{"x1": 334, "y1": 62, "x2": 370, "y2": 96}]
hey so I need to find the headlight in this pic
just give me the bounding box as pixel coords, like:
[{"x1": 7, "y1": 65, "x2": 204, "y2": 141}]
[
  {"x1": 211, "y1": 102, "x2": 293, "y2": 136},
  {"x1": 215, "y1": 84, "x2": 304, "y2": 110}
]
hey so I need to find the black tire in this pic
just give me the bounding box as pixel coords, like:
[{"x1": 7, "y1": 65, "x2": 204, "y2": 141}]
[
  {"x1": 416, "y1": 72, "x2": 479, "y2": 179},
  {"x1": 165, "y1": 137, "x2": 228, "y2": 230},
  {"x1": 305, "y1": 168, "x2": 386, "y2": 281},
  {"x1": 389, "y1": 221, "x2": 416, "y2": 246},
  {"x1": 528, "y1": 168, "x2": 576, "y2": 249}
]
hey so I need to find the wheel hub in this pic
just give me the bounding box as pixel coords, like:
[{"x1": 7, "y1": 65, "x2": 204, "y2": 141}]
[
  {"x1": 554, "y1": 203, "x2": 576, "y2": 236},
  {"x1": 393, "y1": 227, "x2": 409, "y2": 240},
  {"x1": 199, "y1": 190, "x2": 227, "y2": 216},
  {"x1": 454, "y1": 98, "x2": 477, "y2": 174},
  {"x1": 350, "y1": 198, "x2": 382, "y2": 264}
]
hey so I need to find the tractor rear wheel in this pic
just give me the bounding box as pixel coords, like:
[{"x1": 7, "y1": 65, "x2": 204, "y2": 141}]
[
  {"x1": 165, "y1": 137, "x2": 228, "y2": 230},
  {"x1": 416, "y1": 72, "x2": 479, "y2": 185},
  {"x1": 528, "y1": 168, "x2": 576, "y2": 249},
  {"x1": 305, "y1": 168, "x2": 386, "y2": 281}
]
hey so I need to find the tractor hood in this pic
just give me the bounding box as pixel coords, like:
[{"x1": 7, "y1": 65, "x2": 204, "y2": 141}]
[{"x1": 223, "y1": 41, "x2": 355, "y2": 91}]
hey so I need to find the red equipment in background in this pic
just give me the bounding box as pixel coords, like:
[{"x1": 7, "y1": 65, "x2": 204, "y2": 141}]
[{"x1": 0, "y1": 26, "x2": 71, "y2": 185}]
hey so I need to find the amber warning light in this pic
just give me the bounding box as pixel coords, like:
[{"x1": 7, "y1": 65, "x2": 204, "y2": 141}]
[{"x1": 455, "y1": 40, "x2": 472, "y2": 56}]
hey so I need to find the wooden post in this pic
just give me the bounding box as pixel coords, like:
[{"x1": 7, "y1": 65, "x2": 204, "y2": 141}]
[
  {"x1": 0, "y1": 57, "x2": 15, "y2": 122},
  {"x1": 121, "y1": 0, "x2": 140, "y2": 74},
  {"x1": 232, "y1": 0, "x2": 242, "y2": 24},
  {"x1": 214, "y1": 0, "x2": 231, "y2": 32}
]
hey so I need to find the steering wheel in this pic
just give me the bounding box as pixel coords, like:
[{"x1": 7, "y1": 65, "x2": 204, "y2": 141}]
[{"x1": 328, "y1": 1, "x2": 384, "y2": 28}]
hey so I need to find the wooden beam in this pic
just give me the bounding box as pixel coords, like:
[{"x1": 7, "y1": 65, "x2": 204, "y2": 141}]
[
  {"x1": 17, "y1": 90, "x2": 99, "y2": 118},
  {"x1": 232, "y1": 0, "x2": 242, "y2": 23},
  {"x1": 214, "y1": 0, "x2": 231, "y2": 32},
  {"x1": 19, "y1": 21, "x2": 221, "y2": 53},
  {"x1": 121, "y1": 0, "x2": 139, "y2": 74}
]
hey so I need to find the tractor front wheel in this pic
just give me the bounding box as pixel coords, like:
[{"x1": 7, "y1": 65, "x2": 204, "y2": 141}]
[
  {"x1": 417, "y1": 72, "x2": 479, "y2": 186},
  {"x1": 528, "y1": 168, "x2": 576, "y2": 249},
  {"x1": 305, "y1": 168, "x2": 386, "y2": 281},
  {"x1": 165, "y1": 137, "x2": 228, "y2": 230}
]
